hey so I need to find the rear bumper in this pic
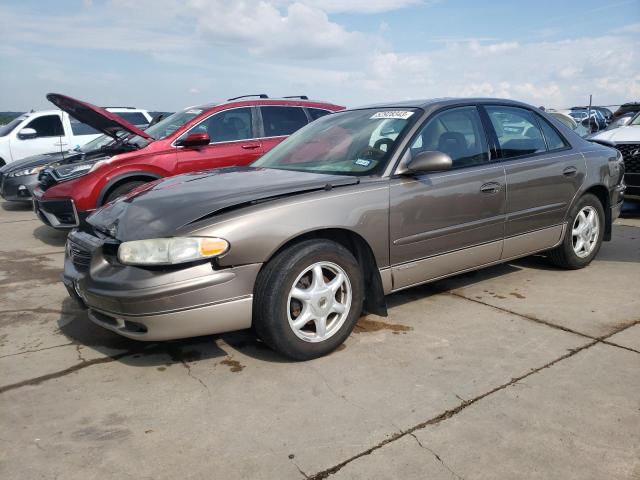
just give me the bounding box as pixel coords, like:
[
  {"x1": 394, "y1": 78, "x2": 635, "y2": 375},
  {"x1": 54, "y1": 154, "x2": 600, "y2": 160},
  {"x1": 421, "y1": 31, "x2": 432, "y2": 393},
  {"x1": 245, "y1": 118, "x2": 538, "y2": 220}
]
[{"x1": 0, "y1": 173, "x2": 38, "y2": 202}]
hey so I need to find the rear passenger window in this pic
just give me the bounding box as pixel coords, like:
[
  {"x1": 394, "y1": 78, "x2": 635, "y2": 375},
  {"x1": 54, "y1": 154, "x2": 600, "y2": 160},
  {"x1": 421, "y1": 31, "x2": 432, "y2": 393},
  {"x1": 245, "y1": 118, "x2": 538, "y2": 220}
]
[
  {"x1": 25, "y1": 115, "x2": 64, "y2": 137},
  {"x1": 536, "y1": 115, "x2": 568, "y2": 151},
  {"x1": 308, "y1": 108, "x2": 332, "y2": 121},
  {"x1": 486, "y1": 106, "x2": 546, "y2": 159},
  {"x1": 69, "y1": 116, "x2": 100, "y2": 136},
  {"x1": 261, "y1": 106, "x2": 308, "y2": 137},
  {"x1": 409, "y1": 106, "x2": 490, "y2": 169}
]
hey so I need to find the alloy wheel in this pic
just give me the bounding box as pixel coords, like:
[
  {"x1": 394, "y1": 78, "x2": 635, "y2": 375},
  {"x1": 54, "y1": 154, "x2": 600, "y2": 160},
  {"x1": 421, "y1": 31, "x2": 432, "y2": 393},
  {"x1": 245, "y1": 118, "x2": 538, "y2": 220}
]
[{"x1": 572, "y1": 206, "x2": 599, "y2": 258}]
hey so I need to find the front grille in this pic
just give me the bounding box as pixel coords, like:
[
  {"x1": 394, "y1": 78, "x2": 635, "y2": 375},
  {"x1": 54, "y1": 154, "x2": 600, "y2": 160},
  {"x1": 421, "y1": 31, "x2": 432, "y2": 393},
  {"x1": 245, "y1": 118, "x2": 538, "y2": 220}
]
[
  {"x1": 614, "y1": 143, "x2": 640, "y2": 174},
  {"x1": 68, "y1": 240, "x2": 92, "y2": 272}
]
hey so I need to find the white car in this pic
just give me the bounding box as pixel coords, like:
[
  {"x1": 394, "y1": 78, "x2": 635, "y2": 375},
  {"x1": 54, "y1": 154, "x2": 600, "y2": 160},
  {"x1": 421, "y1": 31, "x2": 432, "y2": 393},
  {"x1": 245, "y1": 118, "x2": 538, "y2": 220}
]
[
  {"x1": 590, "y1": 112, "x2": 640, "y2": 201},
  {"x1": 0, "y1": 107, "x2": 151, "y2": 166}
]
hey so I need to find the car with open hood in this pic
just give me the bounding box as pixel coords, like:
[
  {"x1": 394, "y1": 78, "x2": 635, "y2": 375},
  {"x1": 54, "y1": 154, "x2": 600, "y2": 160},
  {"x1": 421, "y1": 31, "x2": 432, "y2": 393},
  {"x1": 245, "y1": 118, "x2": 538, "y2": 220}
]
[
  {"x1": 589, "y1": 111, "x2": 640, "y2": 201},
  {"x1": 32, "y1": 94, "x2": 344, "y2": 229},
  {"x1": 62, "y1": 98, "x2": 625, "y2": 360}
]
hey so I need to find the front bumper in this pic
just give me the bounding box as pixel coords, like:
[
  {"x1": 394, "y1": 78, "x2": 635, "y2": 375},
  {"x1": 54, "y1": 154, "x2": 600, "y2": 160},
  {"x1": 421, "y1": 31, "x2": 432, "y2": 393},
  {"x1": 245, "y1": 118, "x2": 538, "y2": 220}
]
[
  {"x1": 0, "y1": 172, "x2": 38, "y2": 202},
  {"x1": 63, "y1": 230, "x2": 260, "y2": 341},
  {"x1": 33, "y1": 190, "x2": 85, "y2": 229}
]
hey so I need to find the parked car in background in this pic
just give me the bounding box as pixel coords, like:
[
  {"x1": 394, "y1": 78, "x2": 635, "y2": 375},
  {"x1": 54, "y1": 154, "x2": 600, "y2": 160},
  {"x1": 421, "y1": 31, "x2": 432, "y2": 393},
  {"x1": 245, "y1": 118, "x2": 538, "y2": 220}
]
[
  {"x1": 63, "y1": 98, "x2": 625, "y2": 359},
  {"x1": 34, "y1": 93, "x2": 344, "y2": 229},
  {"x1": 547, "y1": 111, "x2": 590, "y2": 137},
  {"x1": 590, "y1": 112, "x2": 640, "y2": 201},
  {"x1": 613, "y1": 102, "x2": 640, "y2": 120},
  {"x1": 0, "y1": 106, "x2": 151, "y2": 166},
  {"x1": 567, "y1": 109, "x2": 607, "y2": 132},
  {"x1": 571, "y1": 106, "x2": 613, "y2": 125},
  {"x1": 1, "y1": 134, "x2": 125, "y2": 203},
  {"x1": 604, "y1": 111, "x2": 636, "y2": 130}
]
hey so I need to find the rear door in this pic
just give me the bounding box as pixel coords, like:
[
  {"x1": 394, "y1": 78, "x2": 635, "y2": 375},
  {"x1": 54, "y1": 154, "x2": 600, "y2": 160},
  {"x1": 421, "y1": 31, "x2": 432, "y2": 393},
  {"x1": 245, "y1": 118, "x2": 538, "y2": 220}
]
[
  {"x1": 175, "y1": 106, "x2": 263, "y2": 174},
  {"x1": 389, "y1": 105, "x2": 506, "y2": 289},
  {"x1": 257, "y1": 105, "x2": 310, "y2": 153},
  {"x1": 482, "y1": 105, "x2": 585, "y2": 258},
  {"x1": 10, "y1": 113, "x2": 66, "y2": 160}
]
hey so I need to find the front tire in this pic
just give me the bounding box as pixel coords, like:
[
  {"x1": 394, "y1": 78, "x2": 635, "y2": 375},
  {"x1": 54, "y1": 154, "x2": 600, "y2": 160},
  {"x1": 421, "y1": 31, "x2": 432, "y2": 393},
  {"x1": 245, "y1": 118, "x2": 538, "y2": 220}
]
[
  {"x1": 548, "y1": 193, "x2": 604, "y2": 269},
  {"x1": 103, "y1": 180, "x2": 147, "y2": 205},
  {"x1": 254, "y1": 239, "x2": 364, "y2": 360}
]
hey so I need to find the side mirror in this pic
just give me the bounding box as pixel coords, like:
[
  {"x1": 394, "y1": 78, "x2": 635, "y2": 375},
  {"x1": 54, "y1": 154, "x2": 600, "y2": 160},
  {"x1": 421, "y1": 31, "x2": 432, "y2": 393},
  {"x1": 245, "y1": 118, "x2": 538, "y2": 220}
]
[
  {"x1": 17, "y1": 128, "x2": 37, "y2": 140},
  {"x1": 176, "y1": 132, "x2": 210, "y2": 148},
  {"x1": 405, "y1": 150, "x2": 453, "y2": 174}
]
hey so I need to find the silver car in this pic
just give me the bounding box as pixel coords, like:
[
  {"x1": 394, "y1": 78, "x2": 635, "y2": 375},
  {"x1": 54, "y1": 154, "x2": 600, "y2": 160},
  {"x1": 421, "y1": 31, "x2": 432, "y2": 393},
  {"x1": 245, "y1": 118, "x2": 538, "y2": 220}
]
[{"x1": 63, "y1": 98, "x2": 626, "y2": 359}]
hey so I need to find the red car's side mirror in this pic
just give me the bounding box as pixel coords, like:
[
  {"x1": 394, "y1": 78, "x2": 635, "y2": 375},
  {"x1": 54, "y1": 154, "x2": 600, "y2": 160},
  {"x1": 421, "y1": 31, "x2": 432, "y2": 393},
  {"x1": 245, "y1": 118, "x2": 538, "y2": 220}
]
[{"x1": 177, "y1": 132, "x2": 210, "y2": 148}]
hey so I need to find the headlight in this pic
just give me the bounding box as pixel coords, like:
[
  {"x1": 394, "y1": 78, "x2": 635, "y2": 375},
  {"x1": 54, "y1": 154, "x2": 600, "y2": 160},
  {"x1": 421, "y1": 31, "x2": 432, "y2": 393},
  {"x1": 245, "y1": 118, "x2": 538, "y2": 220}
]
[
  {"x1": 117, "y1": 237, "x2": 229, "y2": 266},
  {"x1": 53, "y1": 160, "x2": 106, "y2": 180},
  {"x1": 8, "y1": 166, "x2": 44, "y2": 177}
]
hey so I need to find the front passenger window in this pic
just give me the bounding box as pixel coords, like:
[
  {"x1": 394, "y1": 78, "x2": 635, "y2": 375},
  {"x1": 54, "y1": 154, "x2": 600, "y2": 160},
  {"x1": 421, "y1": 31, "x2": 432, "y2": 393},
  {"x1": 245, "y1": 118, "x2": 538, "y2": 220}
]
[
  {"x1": 409, "y1": 106, "x2": 490, "y2": 169},
  {"x1": 486, "y1": 106, "x2": 546, "y2": 159},
  {"x1": 189, "y1": 108, "x2": 253, "y2": 143}
]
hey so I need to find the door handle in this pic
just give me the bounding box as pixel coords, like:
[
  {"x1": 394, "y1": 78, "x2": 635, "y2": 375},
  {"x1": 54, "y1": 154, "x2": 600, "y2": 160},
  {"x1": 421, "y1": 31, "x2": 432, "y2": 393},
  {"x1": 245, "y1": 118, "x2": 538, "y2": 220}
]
[
  {"x1": 563, "y1": 166, "x2": 577, "y2": 176},
  {"x1": 241, "y1": 144, "x2": 260, "y2": 150},
  {"x1": 480, "y1": 182, "x2": 501, "y2": 194}
]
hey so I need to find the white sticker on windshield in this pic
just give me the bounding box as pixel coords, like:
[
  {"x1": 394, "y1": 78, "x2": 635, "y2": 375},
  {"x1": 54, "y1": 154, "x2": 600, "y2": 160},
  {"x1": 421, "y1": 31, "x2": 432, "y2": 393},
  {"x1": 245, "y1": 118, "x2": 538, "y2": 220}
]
[
  {"x1": 186, "y1": 109, "x2": 203, "y2": 114},
  {"x1": 370, "y1": 110, "x2": 414, "y2": 120},
  {"x1": 354, "y1": 159, "x2": 371, "y2": 167}
]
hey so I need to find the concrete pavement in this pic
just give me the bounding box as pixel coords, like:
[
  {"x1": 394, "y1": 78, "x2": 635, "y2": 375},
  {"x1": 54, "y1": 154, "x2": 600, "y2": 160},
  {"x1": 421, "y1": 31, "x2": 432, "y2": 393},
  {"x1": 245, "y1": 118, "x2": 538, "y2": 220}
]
[{"x1": 0, "y1": 200, "x2": 638, "y2": 479}]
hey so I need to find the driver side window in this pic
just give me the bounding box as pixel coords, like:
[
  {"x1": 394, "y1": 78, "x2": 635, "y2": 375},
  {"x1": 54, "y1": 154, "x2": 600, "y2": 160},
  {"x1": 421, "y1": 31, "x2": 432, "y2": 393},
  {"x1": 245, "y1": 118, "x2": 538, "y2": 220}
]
[
  {"x1": 188, "y1": 108, "x2": 253, "y2": 143},
  {"x1": 409, "y1": 107, "x2": 490, "y2": 169},
  {"x1": 24, "y1": 115, "x2": 64, "y2": 138}
]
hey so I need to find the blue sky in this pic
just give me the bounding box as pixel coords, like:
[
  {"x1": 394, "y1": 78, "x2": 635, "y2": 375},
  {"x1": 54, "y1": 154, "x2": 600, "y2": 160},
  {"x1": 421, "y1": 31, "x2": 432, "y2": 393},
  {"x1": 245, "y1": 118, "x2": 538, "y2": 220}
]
[{"x1": 1, "y1": 0, "x2": 638, "y2": 111}]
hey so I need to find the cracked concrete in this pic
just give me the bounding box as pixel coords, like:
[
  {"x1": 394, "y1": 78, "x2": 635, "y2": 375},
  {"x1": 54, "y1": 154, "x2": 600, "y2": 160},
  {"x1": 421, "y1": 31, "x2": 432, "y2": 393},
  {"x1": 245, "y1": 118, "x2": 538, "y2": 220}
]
[{"x1": 0, "y1": 202, "x2": 639, "y2": 479}]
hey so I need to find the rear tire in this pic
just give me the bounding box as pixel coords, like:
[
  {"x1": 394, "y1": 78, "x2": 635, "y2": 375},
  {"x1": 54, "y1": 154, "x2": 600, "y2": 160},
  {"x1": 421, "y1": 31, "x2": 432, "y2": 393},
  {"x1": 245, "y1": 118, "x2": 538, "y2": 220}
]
[
  {"x1": 547, "y1": 193, "x2": 604, "y2": 269},
  {"x1": 103, "y1": 180, "x2": 147, "y2": 205},
  {"x1": 254, "y1": 239, "x2": 364, "y2": 360}
]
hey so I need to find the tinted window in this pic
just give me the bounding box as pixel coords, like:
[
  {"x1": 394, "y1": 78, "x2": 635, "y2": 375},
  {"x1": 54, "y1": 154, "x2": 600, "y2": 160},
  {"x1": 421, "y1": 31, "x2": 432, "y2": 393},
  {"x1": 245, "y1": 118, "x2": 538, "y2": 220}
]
[
  {"x1": 25, "y1": 115, "x2": 64, "y2": 138},
  {"x1": 116, "y1": 112, "x2": 149, "y2": 126},
  {"x1": 189, "y1": 107, "x2": 253, "y2": 142},
  {"x1": 69, "y1": 116, "x2": 100, "y2": 136},
  {"x1": 409, "y1": 106, "x2": 489, "y2": 169},
  {"x1": 308, "y1": 108, "x2": 332, "y2": 121},
  {"x1": 261, "y1": 106, "x2": 308, "y2": 137},
  {"x1": 536, "y1": 115, "x2": 568, "y2": 151},
  {"x1": 486, "y1": 106, "x2": 546, "y2": 159}
]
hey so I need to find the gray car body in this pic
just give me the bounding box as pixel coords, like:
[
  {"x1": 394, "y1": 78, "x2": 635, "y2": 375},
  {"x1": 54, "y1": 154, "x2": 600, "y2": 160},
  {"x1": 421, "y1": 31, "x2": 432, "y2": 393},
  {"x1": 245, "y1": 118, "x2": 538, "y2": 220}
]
[{"x1": 63, "y1": 98, "x2": 626, "y2": 341}]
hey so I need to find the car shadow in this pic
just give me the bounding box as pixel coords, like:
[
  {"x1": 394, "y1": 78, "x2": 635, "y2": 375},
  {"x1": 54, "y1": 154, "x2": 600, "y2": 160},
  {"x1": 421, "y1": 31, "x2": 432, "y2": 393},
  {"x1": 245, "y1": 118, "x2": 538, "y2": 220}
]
[
  {"x1": 1, "y1": 201, "x2": 32, "y2": 212},
  {"x1": 33, "y1": 225, "x2": 68, "y2": 247}
]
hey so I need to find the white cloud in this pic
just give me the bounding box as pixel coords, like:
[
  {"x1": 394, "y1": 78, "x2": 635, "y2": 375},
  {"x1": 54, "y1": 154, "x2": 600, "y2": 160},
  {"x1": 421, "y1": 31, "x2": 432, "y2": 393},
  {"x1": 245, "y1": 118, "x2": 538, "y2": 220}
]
[{"x1": 293, "y1": 0, "x2": 428, "y2": 14}]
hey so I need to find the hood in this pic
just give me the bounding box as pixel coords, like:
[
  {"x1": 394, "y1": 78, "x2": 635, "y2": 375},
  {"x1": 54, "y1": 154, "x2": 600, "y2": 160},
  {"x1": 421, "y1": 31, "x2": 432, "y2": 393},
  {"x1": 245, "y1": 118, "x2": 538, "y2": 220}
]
[
  {"x1": 88, "y1": 167, "x2": 359, "y2": 241},
  {"x1": 589, "y1": 125, "x2": 640, "y2": 143},
  {"x1": 0, "y1": 151, "x2": 69, "y2": 173},
  {"x1": 46, "y1": 93, "x2": 151, "y2": 140}
]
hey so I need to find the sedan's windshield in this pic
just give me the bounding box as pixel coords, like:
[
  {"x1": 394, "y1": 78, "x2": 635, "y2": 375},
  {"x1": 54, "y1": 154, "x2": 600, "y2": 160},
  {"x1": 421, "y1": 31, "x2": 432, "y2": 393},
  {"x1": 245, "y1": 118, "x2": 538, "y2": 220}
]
[
  {"x1": 0, "y1": 115, "x2": 27, "y2": 137},
  {"x1": 253, "y1": 108, "x2": 419, "y2": 175},
  {"x1": 79, "y1": 134, "x2": 115, "y2": 152},
  {"x1": 630, "y1": 112, "x2": 640, "y2": 126}
]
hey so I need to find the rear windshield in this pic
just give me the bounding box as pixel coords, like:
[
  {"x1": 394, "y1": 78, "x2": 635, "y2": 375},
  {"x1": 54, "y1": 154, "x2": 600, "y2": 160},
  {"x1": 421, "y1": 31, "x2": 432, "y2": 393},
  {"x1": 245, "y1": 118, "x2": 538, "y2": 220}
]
[{"x1": 0, "y1": 115, "x2": 27, "y2": 137}]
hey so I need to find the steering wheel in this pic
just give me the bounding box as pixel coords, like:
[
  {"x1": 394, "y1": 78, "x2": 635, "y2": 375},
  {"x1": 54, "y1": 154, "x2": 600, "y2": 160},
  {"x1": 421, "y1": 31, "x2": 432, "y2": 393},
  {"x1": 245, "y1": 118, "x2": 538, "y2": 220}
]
[{"x1": 373, "y1": 138, "x2": 395, "y2": 152}]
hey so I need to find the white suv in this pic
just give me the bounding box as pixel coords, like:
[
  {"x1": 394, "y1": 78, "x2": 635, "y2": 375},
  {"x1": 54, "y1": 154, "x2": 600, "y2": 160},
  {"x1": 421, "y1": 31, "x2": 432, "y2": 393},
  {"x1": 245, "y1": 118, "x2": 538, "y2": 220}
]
[{"x1": 0, "y1": 107, "x2": 152, "y2": 166}]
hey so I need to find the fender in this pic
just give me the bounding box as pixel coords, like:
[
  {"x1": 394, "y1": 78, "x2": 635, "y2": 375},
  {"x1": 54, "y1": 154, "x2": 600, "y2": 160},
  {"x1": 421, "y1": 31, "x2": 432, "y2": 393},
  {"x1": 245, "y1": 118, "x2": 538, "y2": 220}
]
[{"x1": 97, "y1": 170, "x2": 163, "y2": 206}]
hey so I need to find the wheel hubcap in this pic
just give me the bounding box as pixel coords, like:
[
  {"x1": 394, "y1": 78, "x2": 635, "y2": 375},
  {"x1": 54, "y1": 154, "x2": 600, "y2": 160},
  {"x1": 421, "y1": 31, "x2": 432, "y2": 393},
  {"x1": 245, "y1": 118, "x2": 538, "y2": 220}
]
[
  {"x1": 287, "y1": 261, "x2": 352, "y2": 343},
  {"x1": 572, "y1": 206, "x2": 599, "y2": 258}
]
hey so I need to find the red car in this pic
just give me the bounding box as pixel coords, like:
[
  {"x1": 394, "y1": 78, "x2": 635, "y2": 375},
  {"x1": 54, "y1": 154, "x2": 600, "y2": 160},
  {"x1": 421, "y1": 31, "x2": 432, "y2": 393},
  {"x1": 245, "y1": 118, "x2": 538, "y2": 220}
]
[{"x1": 33, "y1": 93, "x2": 344, "y2": 229}]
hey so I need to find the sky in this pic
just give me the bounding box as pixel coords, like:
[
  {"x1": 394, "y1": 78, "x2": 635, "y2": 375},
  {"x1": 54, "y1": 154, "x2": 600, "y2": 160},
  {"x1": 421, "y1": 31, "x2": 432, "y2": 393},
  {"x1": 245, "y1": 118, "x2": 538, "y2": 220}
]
[{"x1": 0, "y1": 0, "x2": 639, "y2": 111}]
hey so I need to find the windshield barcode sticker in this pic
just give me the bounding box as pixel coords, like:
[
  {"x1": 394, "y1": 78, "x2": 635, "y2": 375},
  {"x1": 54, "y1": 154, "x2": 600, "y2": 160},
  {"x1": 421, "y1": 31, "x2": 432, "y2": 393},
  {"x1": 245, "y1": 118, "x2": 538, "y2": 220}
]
[{"x1": 370, "y1": 111, "x2": 414, "y2": 120}]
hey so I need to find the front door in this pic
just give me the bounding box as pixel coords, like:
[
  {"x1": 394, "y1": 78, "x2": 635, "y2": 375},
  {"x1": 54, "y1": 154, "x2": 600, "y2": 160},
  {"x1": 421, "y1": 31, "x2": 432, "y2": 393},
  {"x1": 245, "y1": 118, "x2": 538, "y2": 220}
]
[
  {"x1": 10, "y1": 114, "x2": 67, "y2": 161},
  {"x1": 483, "y1": 105, "x2": 586, "y2": 258},
  {"x1": 390, "y1": 106, "x2": 506, "y2": 290},
  {"x1": 176, "y1": 107, "x2": 263, "y2": 174}
]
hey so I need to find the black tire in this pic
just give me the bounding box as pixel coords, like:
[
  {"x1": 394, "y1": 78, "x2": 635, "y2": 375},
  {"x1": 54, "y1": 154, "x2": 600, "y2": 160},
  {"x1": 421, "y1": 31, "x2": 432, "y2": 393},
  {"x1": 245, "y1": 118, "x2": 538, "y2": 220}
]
[
  {"x1": 547, "y1": 193, "x2": 605, "y2": 269},
  {"x1": 254, "y1": 239, "x2": 364, "y2": 360},
  {"x1": 103, "y1": 180, "x2": 147, "y2": 205}
]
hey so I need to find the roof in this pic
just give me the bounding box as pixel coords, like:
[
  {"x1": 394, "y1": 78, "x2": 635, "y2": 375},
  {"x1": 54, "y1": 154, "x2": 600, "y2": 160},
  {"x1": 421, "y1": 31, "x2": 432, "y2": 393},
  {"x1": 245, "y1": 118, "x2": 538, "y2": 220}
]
[{"x1": 352, "y1": 97, "x2": 538, "y2": 111}]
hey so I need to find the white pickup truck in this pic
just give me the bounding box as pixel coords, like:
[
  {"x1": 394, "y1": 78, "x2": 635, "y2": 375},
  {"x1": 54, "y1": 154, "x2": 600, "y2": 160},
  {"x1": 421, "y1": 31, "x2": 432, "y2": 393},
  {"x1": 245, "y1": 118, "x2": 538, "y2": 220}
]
[{"x1": 0, "y1": 107, "x2": 152, "y2": 166}]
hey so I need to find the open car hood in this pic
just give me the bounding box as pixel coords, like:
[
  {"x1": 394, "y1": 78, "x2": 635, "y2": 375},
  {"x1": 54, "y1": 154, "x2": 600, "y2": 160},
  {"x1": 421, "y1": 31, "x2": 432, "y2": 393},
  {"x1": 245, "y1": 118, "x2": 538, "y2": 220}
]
[
  {"x1": 87, "y1": 167, "x2": 359, "y2": 241},
  {"x1": 46, "y1": 93, "x2": 152, "y2": 140}
]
